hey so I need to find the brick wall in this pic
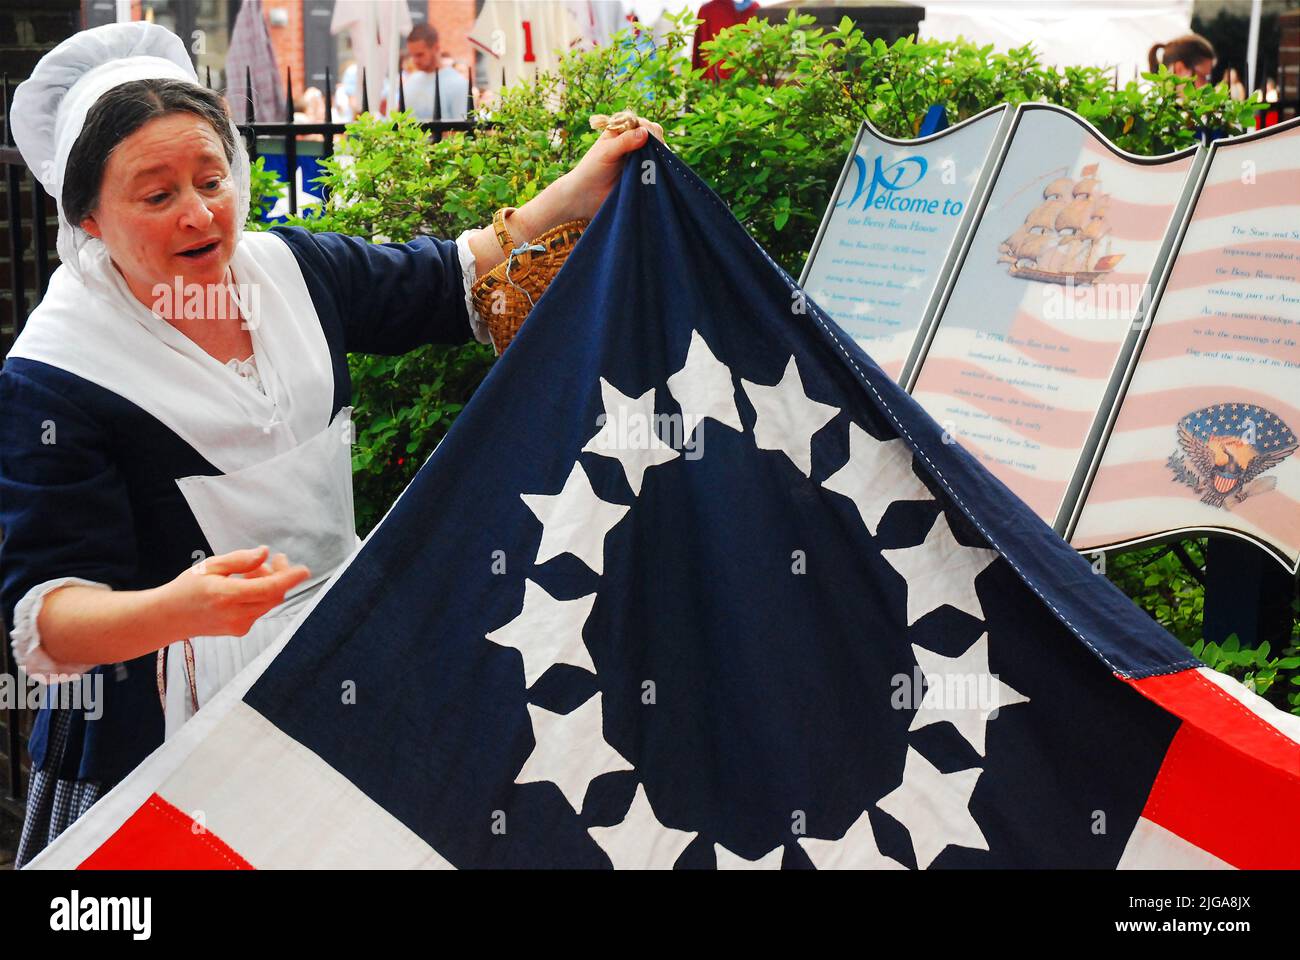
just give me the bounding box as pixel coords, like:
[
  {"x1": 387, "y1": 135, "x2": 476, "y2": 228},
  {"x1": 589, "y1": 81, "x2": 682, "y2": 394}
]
[
  {"x1": 427, "y1": 0, "x2": 479, "y2": 74},
  {"x1": 257, "y1": 1, "x2": 478, "y2": 101},
  {"x1": 264, "y1": 0, "x2": 306, "y2": 98}
]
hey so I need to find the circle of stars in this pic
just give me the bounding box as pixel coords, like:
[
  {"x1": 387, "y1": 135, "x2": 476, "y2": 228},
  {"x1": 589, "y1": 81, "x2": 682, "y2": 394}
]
[{"x1": 485, "y1": 328, "x2": 1028, "y2": 868}]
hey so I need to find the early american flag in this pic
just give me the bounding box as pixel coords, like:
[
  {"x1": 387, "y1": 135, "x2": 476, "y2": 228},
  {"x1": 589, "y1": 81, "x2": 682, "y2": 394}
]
[{"x1": 28, "y1": 137, "x2": 1300, "y2": 870}]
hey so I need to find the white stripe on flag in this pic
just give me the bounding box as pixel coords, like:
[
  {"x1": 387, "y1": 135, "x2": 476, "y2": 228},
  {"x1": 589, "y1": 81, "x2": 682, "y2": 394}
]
[
  {"x1": 25, "y1": 623, "x2": 303, "y2": 869},
  {"x1": 160, "y1": 702, "x2": 451, "y2": 868},
  {"x1": 1117, "y1": 817, "x2": 1233, "y2": 869},
  {"x1": 1197, "y1": 667, "x2": 1300, "y2": 746}
]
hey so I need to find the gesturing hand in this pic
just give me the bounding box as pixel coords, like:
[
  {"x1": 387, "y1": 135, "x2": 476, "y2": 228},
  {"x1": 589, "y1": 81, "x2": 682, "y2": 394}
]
[{"x1": 168, "y1": 545, "x2": 311, "y2": 639}]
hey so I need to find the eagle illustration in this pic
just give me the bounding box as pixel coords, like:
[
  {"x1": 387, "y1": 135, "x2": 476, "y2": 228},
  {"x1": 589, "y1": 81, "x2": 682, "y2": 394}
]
[{"x1": 1168, "y1": 403, "x2": 1298, "y2": 508}]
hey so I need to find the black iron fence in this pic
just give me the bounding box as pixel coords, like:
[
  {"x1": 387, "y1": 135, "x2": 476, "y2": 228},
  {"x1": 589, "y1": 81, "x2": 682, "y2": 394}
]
[{"x1": 0, "y1": 66, "x2": 484, "y2": 811}]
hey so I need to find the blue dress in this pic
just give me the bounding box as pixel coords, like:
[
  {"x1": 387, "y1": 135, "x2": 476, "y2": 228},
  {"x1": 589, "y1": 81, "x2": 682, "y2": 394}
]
[{"x1": 0, "y1": 227, "x2": 479, "y2": 865}]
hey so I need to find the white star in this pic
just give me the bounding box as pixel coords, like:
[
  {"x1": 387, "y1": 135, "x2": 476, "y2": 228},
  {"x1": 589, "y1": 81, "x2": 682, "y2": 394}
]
[
  {"x1": 740, "y1": 356, "x2": 840, "y2": 478},
  {"x1": 515, "y1": 692, "x2": 633, "y2": 814},
  {"x1": 714, "y1": 844, "x2": 784, "y2": 870},
  {"x1": 267, "y1": 166, "x2": 322, "y2": 219},
  {"x1": 909, "y1": 634, "x2": 1029, "y2": 756},
  {"x1": 798, "y1": 810, "x2": 907, "y2": 869},
  {"x1": 581, "y1": 378, "x2": 679, "y2": 495},
  {"x1": 521, "y1": 462, "x2": 629, "y2": 575},
  {"x1": 880, "y1": 511, "x2": 998, "y2": 625},
  {"x1": 876, "y1": 747, "x2": 988, "y2": 869},
  {"x1": 485, "y1": 580, "x2": 597, "y2": 688},
  {"x1": 822, "y1": 421, "x2": 934, "y2": 536},
  {"x1": 588, "y1": 783, "x2": 697, "y2": 869},
  {"x1": 666, "y1": 330, "x2": 743, "y2": 439}
]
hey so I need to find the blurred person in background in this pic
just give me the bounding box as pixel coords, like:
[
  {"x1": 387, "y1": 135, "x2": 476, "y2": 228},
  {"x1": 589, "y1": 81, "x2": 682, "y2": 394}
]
[
  {"x1": 1148, "y1": 33, "x2": 1216, "y2": 88},
  {"x1": 404, "y1": 22, "x2": 469, "y2": 121},
  {"x1": 333, "y1": 59, "x2": 360, "y2": 122}
]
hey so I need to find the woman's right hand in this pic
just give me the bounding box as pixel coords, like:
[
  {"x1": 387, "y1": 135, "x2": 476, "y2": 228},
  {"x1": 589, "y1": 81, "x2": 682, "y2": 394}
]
[{"x1": 164, "y1": 545, "x2": 311, "y2": 639}]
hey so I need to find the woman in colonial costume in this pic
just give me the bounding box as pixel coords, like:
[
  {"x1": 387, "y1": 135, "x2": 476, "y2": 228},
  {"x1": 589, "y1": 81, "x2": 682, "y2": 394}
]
[{"x1": 0, "y1": 21, "x2": 661, "y2": 867}]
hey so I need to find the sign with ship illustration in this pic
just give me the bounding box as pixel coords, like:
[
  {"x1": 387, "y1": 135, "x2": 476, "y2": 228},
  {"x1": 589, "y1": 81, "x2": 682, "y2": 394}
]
[
  {"x1": 804, "y1": 103, "x2": 1300, "y2": 571},
  {"x1": 998, "y1": 163, "x2": 1125, "y2": 285},
  {"x1": 908, "y1": 104, "x2": 1199, "y2": 527}
]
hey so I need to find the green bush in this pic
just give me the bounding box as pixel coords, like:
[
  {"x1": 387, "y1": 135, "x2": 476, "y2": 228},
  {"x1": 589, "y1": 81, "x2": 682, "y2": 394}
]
[
  {"x1": 245, "y1": 155, "x2": 284, "y2": 229},
  {"x1": 258, "y1": 13, "x2": 1294, "y2": 695},
  {"x1": 1104, "y1": 541, "x2": 1207, "y2": 646},
  {"x1": 1104, "y1": 542, "x2": 1300, "y2": 714},
  {"x1": 1192, "y1": 632, "x2": 1300, "y2": 708}
]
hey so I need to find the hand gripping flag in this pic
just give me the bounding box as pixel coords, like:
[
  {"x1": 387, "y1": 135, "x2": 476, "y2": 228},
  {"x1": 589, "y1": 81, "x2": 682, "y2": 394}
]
[{"x1": 30, "y1": 138, "x2": 1300, "y2": 870}]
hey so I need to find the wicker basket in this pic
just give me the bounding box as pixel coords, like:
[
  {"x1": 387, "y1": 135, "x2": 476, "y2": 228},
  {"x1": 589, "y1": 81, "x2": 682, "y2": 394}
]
[
  {"x1": 467, "y1": 112, "x2": 648, "y2": 352},
  {"x1": 470, "y1": 206, "x2": 589, "y2": 353}
]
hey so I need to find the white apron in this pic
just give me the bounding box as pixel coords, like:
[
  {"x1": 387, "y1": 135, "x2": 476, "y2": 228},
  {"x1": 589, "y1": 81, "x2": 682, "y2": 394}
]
[
  {"x1": 9, "y1": 230, "x2": 358, "y2": 737},
  {"x1": 163, "y1": 405, "x2": 361, "y2": 737}
]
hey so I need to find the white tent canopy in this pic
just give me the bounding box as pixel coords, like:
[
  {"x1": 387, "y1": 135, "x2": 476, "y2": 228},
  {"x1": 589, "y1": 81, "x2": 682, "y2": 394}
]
[
  {"x1": 623, "y1": 0, "x2": 1195, "y2": 84},
  {"x1": 919, "y1": 0, "x2": 1194, "y2": 84}
]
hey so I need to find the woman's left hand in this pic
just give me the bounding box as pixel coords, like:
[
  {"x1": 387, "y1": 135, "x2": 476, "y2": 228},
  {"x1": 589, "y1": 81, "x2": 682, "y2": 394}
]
[
  {"x1": 469, "y1": 115, "x2": 665, "y2": 278},
  {"x1": 559, "y1": 116, "x2": 665, "y2": 221}
]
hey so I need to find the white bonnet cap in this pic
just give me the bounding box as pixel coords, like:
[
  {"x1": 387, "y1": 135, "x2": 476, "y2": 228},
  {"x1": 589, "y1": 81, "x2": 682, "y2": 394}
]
[{"x1": 11, "y1": 22, "x2": 251, "y2": 283}]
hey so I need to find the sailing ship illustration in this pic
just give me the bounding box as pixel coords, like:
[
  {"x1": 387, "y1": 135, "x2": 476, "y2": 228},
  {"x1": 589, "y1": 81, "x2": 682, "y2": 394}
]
[{"x1": 998, "y1": 164, "x2": 1124, "y2": 285}]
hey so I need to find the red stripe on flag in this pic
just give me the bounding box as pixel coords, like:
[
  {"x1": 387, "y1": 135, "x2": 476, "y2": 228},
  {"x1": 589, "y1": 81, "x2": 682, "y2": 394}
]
[
  {"x1": 1127, "y1": 671, "x2": 1300, "y2": 868},
  {"x1": 78, "y1": 793, "x2": 253, "y2": 870}
]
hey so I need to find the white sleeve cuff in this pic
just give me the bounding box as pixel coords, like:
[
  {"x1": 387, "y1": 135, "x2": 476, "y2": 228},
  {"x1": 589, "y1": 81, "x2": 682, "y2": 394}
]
[
  {"x1": 10, "y1": 577, "x2": 109, "y2": 683},
  {"x1": 455, "y1": 228, "x2": 493, "y2": 347}
]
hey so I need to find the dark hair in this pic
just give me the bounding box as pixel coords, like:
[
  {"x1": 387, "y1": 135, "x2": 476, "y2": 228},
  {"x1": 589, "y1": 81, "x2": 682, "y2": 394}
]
[
  {"x1": 1148, "y1": 33, "x2": 1216, "y2": 73},
  {"x1": 407, "y1": 22, "x2": 440, "y2": 47},
  {"x1": 62, "y1": 78, "x2": 237, "y2": 226}
]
